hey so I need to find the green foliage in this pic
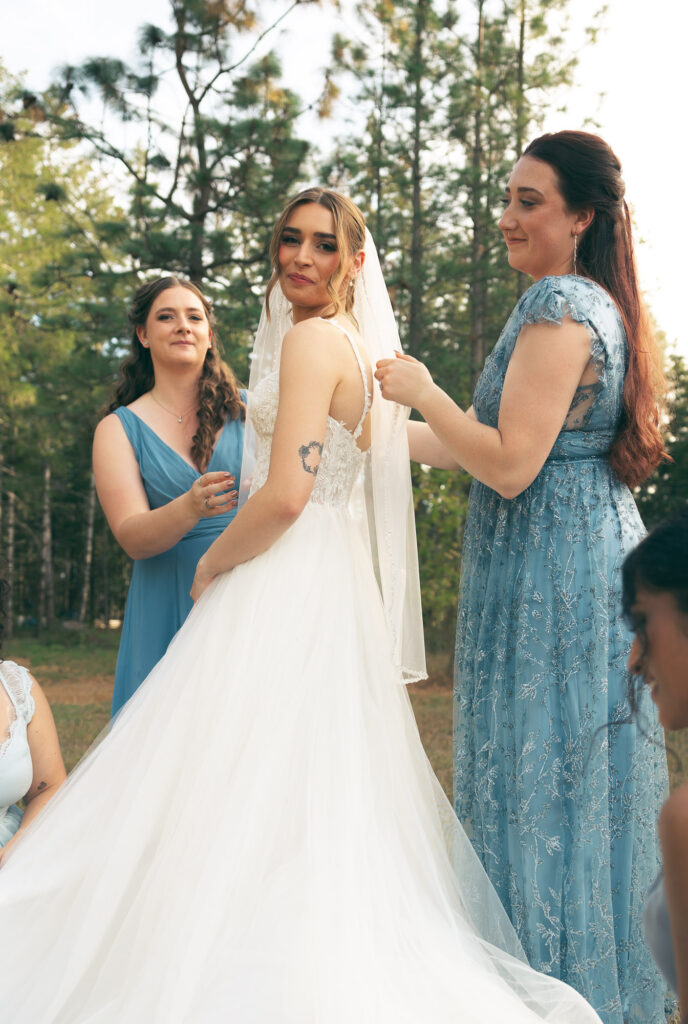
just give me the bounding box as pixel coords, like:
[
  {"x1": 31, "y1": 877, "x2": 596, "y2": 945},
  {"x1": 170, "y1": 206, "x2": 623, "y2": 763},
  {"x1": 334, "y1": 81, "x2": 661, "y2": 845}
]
[
  {"x1": 413, "y1": 465, "x2": 470, "y2": 651},
  {"x1": 27, "y1": 0, "x2": 317, "y2": 375},
  {"x1": 4, "y1": 1, "x2": 682, "y2": 659},
  {"x1": 323, "y1": 0, "x2": 583, "y2": 641},
  {"x1": 0, "y1": 65, "x2": 132, "y2": 628},
  {"x1": 636, "y1": 353, "x2": 688, "y2": 528}
]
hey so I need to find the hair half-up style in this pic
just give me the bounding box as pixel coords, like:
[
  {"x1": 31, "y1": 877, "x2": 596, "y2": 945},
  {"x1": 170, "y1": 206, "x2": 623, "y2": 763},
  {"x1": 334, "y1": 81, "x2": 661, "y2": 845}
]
[
  {"x1": 524, "y1": 131, "x2": 668, "y2": 488},
  {"x1": 106, "y1": 276, "x2": 245, "y2": 472},
  {"x1": 265, "y1": 187, "x2": 366, "y2": 323}
]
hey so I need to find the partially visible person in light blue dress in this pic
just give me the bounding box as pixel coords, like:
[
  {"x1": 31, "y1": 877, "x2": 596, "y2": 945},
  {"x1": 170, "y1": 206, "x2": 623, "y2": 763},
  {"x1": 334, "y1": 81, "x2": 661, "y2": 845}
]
[
  {"x1": 0, "y1": 578, "x2": 66, "y2": 864},
  {"x1": 375, "y1": 131, "x2": 670, "y2": 1023},
  {"x1": 623, "y1": 510, "x2": 688, "y2": 1015},
  {"x1": 93, "y1": 277, "x2": 245, "y2": 716}
]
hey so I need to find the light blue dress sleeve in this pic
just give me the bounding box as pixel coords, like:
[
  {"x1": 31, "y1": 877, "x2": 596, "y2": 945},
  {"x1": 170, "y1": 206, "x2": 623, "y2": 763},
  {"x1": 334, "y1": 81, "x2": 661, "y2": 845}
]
[{"x1": 0, "y1": 663, "x2": 35, "y2": 848}]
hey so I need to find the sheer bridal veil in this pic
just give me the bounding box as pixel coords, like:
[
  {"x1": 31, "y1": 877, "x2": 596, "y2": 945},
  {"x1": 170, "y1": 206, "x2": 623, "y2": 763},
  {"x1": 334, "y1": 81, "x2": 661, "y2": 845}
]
[{"x1": 239, "y1": 228, "x2": 426, "y2": 684}]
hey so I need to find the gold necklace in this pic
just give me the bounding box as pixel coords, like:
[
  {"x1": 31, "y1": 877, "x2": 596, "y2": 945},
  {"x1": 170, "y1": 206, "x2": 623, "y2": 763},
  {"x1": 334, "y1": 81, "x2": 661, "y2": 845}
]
[{"x1": 149, "y1": 391, "x2": 197, "y2": 424}]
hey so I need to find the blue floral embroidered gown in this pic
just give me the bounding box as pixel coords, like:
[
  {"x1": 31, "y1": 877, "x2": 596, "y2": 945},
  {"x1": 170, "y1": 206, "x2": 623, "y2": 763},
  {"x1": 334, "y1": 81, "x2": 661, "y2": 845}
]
[
  {"x1": 110, "y1": 403, "x2": 244, "y2": 716},
  {"x1": 453, "y1": 275, "x2": 669, "y2": 1024}
]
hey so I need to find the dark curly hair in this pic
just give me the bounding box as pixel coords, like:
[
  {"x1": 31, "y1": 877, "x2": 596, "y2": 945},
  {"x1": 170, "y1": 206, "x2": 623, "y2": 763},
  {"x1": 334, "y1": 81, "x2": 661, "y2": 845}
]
[
  {"x1": 106, "y1": 277, "x2": 245, "y2": 472},
  {"x1": 524, "y1": 131, "x2": 667, "y2": 488}
]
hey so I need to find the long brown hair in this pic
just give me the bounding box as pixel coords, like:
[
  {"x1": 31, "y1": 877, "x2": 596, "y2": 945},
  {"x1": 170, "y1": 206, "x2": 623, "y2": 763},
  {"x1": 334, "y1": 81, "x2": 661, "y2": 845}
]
[
  {"x1": 107, "y1": 277, "x2": 245, "y2": 472},
  {"x1": 524, "y1": 131, "x2": 667, "y2": 487},
  {"x1": 265, "y1": 187, "x2": 366, "y2": 321}
]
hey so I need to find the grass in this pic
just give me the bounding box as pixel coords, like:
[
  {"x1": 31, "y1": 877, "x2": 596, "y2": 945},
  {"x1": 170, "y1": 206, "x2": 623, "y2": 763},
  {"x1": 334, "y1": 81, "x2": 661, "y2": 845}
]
[{"x1": 6, "y1": 629, "x2": 687, "y2": 789}]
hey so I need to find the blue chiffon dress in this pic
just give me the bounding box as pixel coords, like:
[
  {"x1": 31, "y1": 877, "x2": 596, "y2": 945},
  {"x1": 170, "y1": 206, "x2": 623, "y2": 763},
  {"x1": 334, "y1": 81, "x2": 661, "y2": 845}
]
[
  {"x1": 110, "y1": 403, "x2": 244, "y2": 716},
  {"x1": 453, "y1": 276, "x2": 669, "y2": 1023}
]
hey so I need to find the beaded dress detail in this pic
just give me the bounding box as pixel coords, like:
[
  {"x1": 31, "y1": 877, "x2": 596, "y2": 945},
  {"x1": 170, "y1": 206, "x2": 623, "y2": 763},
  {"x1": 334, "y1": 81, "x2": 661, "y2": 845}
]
[
  {"x1": 454, "y1": 275, "x2": 669, "y2": 1024},
  {"x1": 250, "y1": 323, "x2": 370, "y2": 509}
]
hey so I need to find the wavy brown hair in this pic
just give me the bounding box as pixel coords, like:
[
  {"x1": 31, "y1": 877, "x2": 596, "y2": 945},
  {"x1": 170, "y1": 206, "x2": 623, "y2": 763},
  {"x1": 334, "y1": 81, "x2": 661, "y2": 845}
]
[
  {"x1": 265, "y1": 188, "x2": 366, "y2": 322},
  {"x1": 106, "y1": 277, "x2": 245, "y2": 472},
  {"x1": 524, "y1": 131, "x2": 667, "y2": 487}
]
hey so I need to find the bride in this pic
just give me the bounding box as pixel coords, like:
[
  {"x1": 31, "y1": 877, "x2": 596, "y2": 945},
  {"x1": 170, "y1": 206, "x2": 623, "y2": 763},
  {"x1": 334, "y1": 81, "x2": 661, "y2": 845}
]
[{"x1": 0, "y1": 189, "x2": 601, "y2": 1023}]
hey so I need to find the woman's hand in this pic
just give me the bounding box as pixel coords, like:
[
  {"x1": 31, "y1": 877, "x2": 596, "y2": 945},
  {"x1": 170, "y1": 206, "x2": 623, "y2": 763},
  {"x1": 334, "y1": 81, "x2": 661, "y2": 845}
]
[
  {"x1": 93, "y1": 413, "x2": 239, "y2": 560},
  {"x1": 375, "y1": 353, "x2": 436, "y2": 411},
  {"x1": 187, "y1": 471, "x2": 237, "y2": 519},
  {"x1": 190, "y1": 556, "x2": 216, "y2": 602}
]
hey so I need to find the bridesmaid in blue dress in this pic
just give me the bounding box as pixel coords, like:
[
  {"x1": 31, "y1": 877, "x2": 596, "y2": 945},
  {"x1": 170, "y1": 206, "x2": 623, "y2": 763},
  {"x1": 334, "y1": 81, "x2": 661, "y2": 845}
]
[
  {"x1": 376, "y1": 131, "x2": 670, "y2": 1022},
  {"x1": 93, "y1": 278, "x2": 245, "y2": 715}
]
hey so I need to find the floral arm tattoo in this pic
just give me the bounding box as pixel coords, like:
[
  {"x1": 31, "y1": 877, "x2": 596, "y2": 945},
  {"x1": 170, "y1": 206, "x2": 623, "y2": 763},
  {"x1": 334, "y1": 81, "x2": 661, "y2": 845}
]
[{"x1": 298, "y1": 441, "x2": 323, "y2": 476}]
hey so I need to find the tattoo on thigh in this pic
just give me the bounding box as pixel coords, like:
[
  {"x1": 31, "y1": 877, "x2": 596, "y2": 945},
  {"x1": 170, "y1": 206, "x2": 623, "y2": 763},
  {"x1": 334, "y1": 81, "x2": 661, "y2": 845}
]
[{"x1": 298, "y1": 441, "x2": 323, "y2": 476}]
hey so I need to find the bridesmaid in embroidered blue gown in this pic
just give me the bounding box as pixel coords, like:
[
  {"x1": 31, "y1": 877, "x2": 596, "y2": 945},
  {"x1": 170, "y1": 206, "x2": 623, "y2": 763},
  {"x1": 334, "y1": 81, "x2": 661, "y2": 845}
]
[
  {"x1": 376, "y1": 132, "x2": 670, "y2": 1023},
  {"x1": 93, "y1": 278, "x2": 245, "y2": 715}
]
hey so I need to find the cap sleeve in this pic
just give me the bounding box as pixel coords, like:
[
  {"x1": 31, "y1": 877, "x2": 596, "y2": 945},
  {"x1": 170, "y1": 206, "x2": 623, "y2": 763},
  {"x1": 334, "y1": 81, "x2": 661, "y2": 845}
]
[
  {"x1": 0, "y1": 661, "x2": 35, "y2": 725},
  {"x1": 518, "y1": 276, "x2": 608, "y2": 384}
]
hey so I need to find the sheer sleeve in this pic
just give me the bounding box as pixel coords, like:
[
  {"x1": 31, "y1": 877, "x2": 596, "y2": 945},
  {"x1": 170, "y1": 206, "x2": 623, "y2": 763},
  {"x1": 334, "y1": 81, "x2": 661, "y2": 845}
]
[
  {"x1": 0, "y1": 662, "x2": 35, "y2": 726},
  {"x1": 517, "y1": 276, "x2": 608, "y2": 386}
]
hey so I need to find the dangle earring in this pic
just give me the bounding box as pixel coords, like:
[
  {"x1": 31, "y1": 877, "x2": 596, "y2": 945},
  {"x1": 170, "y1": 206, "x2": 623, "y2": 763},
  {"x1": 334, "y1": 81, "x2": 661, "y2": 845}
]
[{"x1": 572, "y1": 233, "x2": 578, "y2": 275}]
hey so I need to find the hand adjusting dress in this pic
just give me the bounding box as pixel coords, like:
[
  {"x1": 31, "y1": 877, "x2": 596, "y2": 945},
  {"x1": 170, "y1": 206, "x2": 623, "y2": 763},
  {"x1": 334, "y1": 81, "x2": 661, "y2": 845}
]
[
  {"x1": 0, "y1": 662, "x2": 34, "y2": 848},
  {"x1": 110, "y1": 401, "x2": 244, "y2": 716},
  {"x1": 0, "y1": 318, "x2": 601, "y2": 1021},
  {"x1": 454, "y1": 274, "x2": 669, "y2": 1024}
]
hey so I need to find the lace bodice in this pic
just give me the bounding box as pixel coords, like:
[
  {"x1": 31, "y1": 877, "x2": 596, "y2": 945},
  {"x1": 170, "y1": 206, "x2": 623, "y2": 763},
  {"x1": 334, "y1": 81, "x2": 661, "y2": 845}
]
[
  {"x1": 0, "y1": 661, "x2": 34, "y2": 815},
  {"x1": 249, "y1": 321, "x2": 371, "y2": 510}
]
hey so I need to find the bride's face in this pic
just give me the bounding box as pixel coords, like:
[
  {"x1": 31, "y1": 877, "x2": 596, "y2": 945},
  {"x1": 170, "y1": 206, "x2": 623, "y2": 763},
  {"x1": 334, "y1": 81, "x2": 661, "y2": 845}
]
[{"x1": 278, "y1": 203, "x2": 347, "y2": 319}]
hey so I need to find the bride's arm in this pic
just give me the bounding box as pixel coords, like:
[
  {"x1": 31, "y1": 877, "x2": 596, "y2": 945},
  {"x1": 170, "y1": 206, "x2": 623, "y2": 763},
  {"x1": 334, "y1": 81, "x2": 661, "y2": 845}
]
[{"x1": 191, "y1": 322, "x2": 341, "y2": 599}]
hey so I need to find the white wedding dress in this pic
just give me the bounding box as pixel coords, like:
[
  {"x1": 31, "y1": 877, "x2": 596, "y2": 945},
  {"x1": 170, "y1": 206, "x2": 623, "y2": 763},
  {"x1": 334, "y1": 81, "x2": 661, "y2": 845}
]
[{"x1": 0, "y1": 327, "x2": 601, "y2": 1022}]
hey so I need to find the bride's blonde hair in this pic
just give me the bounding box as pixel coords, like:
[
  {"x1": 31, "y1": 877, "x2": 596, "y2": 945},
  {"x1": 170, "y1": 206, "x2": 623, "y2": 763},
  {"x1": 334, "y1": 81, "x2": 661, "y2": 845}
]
[{"x1": 265, "y1": 188, "x2": 366, "y2": 321}]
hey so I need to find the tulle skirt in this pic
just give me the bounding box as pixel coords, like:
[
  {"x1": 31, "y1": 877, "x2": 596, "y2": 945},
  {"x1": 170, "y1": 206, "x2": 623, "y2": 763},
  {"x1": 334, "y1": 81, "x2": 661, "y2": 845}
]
[{"x1": 0, "y1": 504, "x2": 600, "y2": 1022}]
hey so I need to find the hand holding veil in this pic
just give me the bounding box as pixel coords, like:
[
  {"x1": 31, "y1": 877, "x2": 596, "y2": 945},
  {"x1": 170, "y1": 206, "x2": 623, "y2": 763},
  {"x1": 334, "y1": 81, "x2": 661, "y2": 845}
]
[{"x1": 239, "y1": 229, "x2": 426, "y2": 683}]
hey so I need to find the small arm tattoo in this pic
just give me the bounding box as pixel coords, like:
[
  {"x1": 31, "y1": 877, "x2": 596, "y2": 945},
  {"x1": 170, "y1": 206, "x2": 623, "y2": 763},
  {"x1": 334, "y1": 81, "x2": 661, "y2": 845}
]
[
  {"x1": 298, "y1": 441, "x2": 323, "y2": 476},
  {"x1": 36, "y1": 781, "x2": 47, "y2": 792}
]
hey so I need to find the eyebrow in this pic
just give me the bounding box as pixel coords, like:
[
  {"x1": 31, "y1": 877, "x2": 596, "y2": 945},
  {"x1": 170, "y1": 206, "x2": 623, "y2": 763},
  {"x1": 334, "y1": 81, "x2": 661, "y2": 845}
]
[
  {"x1": 155, "y1": 305, "x2": 204, "y2": 314},
  {"x1": 282, "y1": 228, "x2": 337, "y2": 240},
  {"x1": 504, "y1": 186, "x2": 545, "y2": 197}
]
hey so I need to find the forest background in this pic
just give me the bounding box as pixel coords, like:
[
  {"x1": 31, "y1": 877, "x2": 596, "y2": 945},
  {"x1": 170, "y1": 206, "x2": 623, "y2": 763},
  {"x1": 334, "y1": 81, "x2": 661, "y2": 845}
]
[{"x1": 0, "y1": 0, "x2": 686, "y2": 657}]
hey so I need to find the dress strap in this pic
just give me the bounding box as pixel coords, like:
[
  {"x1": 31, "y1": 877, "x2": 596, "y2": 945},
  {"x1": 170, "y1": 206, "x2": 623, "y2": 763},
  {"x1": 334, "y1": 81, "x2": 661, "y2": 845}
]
[{"x1": 318, "y1": 318, "x2": 371, "y2": 439}]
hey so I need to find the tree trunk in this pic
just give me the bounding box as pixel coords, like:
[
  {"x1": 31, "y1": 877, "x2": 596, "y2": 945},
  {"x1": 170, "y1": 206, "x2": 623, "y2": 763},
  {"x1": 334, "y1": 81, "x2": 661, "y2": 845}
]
[
  {"x1": 469, "y1": 0, "x2": 486, "y2": 385},
  {"x1": 407, "y1": 0, "x2": 427, "y2": 357},
  {"x1": 6, "y1": 491, "x2": 14, "y2": 641},
  {"x1": 515, "y1": 0, "x2": 528, "y2": 298},
  {"x1": 79, "y1": 473, "x2": 97, "y2": 624},
  {"x1": 102, "y1": 527, "x2": 111, "y2": 627},
  {"x1": 38, "y1": 463, "x2": 55, "y2": 632}
]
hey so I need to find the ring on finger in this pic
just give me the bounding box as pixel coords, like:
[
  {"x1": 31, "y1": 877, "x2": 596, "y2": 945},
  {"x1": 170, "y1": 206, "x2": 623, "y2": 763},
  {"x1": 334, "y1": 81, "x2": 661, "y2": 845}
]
[{"x1": 204, "y1": 496, "x2": 211, "y2": 510}]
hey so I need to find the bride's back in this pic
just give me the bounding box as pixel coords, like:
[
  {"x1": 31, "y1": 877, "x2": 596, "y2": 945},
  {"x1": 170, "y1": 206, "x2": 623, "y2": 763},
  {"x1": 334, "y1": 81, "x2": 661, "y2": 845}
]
[{"x1": 323, "y1": 318, "x2": 372, "y2": 452}]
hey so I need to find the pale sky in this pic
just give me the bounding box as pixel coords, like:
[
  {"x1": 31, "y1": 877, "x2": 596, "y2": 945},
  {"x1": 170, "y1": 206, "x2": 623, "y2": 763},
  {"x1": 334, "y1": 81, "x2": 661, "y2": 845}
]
[{"x1": 3, "y1": 0, "x2": 687, "y2": 357}]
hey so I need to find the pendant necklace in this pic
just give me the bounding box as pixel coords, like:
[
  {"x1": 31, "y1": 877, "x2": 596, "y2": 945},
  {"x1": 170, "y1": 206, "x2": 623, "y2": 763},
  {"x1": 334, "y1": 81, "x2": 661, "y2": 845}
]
[{"x1": 149, "y1": 391, "x2": 197, "y2": 424}]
